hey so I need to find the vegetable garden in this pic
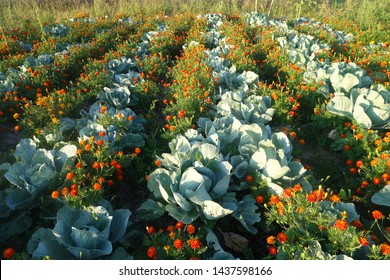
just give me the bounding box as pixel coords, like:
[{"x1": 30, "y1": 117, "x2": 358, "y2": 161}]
[{"x1": 0, "y1": 11, "x2": 389, "y2": 260}]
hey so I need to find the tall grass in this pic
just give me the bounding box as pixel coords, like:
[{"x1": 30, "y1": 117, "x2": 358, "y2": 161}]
[{"x1": 0, "y1": 0, "x2": 389, "y2": 30}]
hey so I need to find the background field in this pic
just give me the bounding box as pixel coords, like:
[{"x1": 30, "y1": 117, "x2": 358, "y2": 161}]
[{"x1": 1, "y1": 0, "x2": 389, "y2": 32}]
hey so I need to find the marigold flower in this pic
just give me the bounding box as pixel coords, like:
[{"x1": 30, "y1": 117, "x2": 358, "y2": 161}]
[
  {"x1": 51, "y1": 191, "x2": 60, "y2": 199},
  {"x1": 189, "y1": 238, "x2": 202, "y2": 250},
  {"x1": 380, "y1": 243, "x2": 390, "y2": 255},
  {"x1": 266, "y1": 236, "x2": 275, "y2": 245},
  {"x1": 372, "y1": 177, "x2": 381, "y2": 185},
  {"x1": 155, "y1": 159, "x2": 162, "y2": 167},
  {"x1": 358, "y1": 236, "x2": 369, "y2": 247},
  {"x1": 3, "y1": 248, "x2": 15, "y2": 259},
  {"x1": 313, "y1": 189, "x2": 325, "y2": 201},
  {"x1": 176, "y1": 221, "x2": 184, "y2": 230},
  {"x1": 146, "y1": 226, "x2": 155, "y2": 235},
  {"x1": 84, "y1": 144, "x2": 92, "y2": 151},
  {"x1": 269, "y1": 195, "x2": 279, "y2": 205},
  {"x1": 178, "y1": 110, "x2": 186, "y2": 119},
  {"x1": 169, "y1": 231, "x2": 176, "y2": 239},
  {"x1": 245, "y1": 175, "x2": 254, "y2": 184},
  {"x1": 293, "y1": 184, "x2": 302, "y2": 192},
  {"x1": 167, "y1": 225, "x2": 174, "y2": 232},
  {"x1": 329, "y1": 194, "x2": 340, "y2": 202},
  {"x1": 93, "y1": 183, "x2": 101, "y2": 191},
  {"x1": 174, "y1": 239, "x2": 184, "y2": 250},
  {"x1": 70, "y1": 189, "x2": 78, "y2": 197},
  {"x1": 255, "y1": 195, "x2": 264, "y2": 204},
  {"x1": 76, "y1": 162, "x2": 83, "y2": 168},
  {"x1": 277, "y1": 232, "x2": 288, "y2": 243},
  {"x1": 186, "y1": 224, "x2": 196, "y2": 235},
  {"x1": 92, "y1": 162, "x2": 101, "y2": 170},
  {"x1": 65, "y1": 172, "x2": 74, "y2": 180},
  {"x1": 334, "y1": 219, "x2": 348, "y2": 231},
  {"x1": 147, "y1": 246, "x2": 157, "y2": 259},
  {"x1": 134, "y1": 148, "x2": 141, "y2": 154},
  {"x1": 307, "y1": 193, "x2": 317, "y2": 203},
  {"x1": 96, "y1": 139, "x2": 104, "y2": 146},
  {"x1": 268, "y1": 246, "x2": 277, "y2": 255},
  {"x1": 372, "y1": 210, "x2": 383, "y2": 220},
  {"x1": 282, "y1": 188, "x2": 293, "y2": 198},
  {"x1": 61, "y1": 187, "x2": 69, "y2": 196}
]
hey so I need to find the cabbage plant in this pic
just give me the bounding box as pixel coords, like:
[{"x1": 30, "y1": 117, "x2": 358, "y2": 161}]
[
  {"x1": 27, "y1": 203, "x2": 131, "y2": 259},
  {"x1": 371, "y1": 185, "x2": 390, "y2": 207},
  {"x1": 138, "y1": 133, "x2": 260, "y2": 234},
  {"x1": 327, "y1": 84, "x2": 390, "y2": 129},
  {"x1": 0, "y1": 139, "x2": 77, "y2": 242}
]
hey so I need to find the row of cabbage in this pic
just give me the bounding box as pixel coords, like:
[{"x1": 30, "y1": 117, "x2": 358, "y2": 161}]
[
  {"x1": 139, "y1": 14, "x2": 362, "y2": 259},
  {"x1": 247, "y1": 13, "x2": 390, "y2": 130},
  {"x1": 0, "y1": 20, "x2": 167, "y2": 259}
]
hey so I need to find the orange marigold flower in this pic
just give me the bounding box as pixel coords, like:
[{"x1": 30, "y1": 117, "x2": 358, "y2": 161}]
[
  {"x1": 134, "y1": 148, "x2": 141, "y2": 154},
  {"x1": 334, "y1": 219, "x2": 348, "y2": 231},
  {"x1": 70, "y1": 189, "x2": 78, "y2": 197},
  {"x1": 178, "y1": 110, "x2": 186, "y2": 119},
  {"x1": 97, "y1": 177, "x2": 105, "y2": 183},
  {"x1": 380, "y1": 243, "x2": 390, "y2": 255},
  {"x1": 92, "y1": 162, "x2": 101, "y2": 170},
  {"x1": 167, "y1": 225, "x2": 174, "y2": 232},
  {"x1": 266, "y1": 236, "x2": 275, "y2": 245},
  {"x1": 358, "y1": 236, "x2": 369, "y2": 247},
  {"x1": 96, "y1": 139, "x2": 104, "y2": 146},
  {"x1": 176, "y1": 221, "x2": 184, "y2": 230},
  {"x1": 329, "y1": 194, "x2": 340, "y2": 203},
  {"x1": 245, "y1": 175, "x2": 254, "y2": 184},
  {"x1": 66, "y1": 172, "x2": 74, "y2": 180},
  {"x1": 268, "y1": 246, "x2": 277, "y2": 255},
  {"x1": 51, "y1": 191, "x2": 60, "y2": 199},
  {"x1": 174, "y1": 239, "x2": 184, "y2": 250},
  {"x1": 169, "y1": 231, "x2": 176, "y2": 239},
  {"x1": 84, "y1": 144, "x2": 92, "y2": 151},
  {"x1": 282, "y1": 188, "x2": 293, "y2": 198},
  {"x1": 146, "y1": 226, "x2": 155, "y2": 235},
  {"x1": 293, "y1": 184, "x2": 302, "y2": 192},
  {"x1": 255, "y1": 195, "x2": 264, "y2": 204},
  {"x1": 147, "y1": 246, "x2": 157, "y2": 259},
  {"x1": 307, "y1": 193, "x2": 317, "y2": 203},
  {"x1": 313, "y1": 189, "x2": 325, "y2": 201},
  {"x1": 277, "y1": 232, "x2": 288, "y2": 243},
  {"x1": 372, "y1": 210, "x2": 383, "y2": 220},
  {"x1": 93, "y1": 183, "x2": 101, "y2": 191},
  {"x1": 61, "y1": 187, "x2": 69, "y2": 196},
  {"x1": 155, "y1": 159, "x2": 162, "y2": 167},
  {"x1": 186, "y1": 224, "x2": 196, "y2": 235},
  {"x1": 76, "y1": 162, "x2": 83, "y2": 168},
  {"x1": 269, "y1": 195, "x2": 279, "y2": 205},
  {"x1": 3, "y1": 248, "x2": 15, "y2": 259},
  {"x1": 189, "y1": 238, "x2": 202, "y2": 250}
]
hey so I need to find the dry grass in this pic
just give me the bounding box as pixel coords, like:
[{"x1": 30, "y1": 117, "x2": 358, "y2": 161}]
[{"x1": 0, "y1": 0, "x2": 389, "y2": 29}]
